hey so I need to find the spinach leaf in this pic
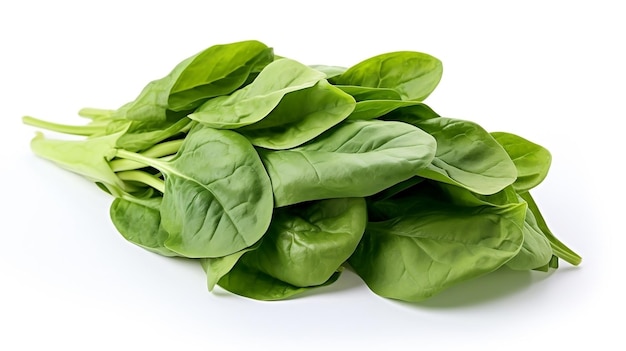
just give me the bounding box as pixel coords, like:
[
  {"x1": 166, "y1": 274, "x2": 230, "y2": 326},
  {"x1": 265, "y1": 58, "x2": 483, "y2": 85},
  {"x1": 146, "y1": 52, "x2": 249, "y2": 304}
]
[
  {"x1": 169, "y1": 40, "x2": 273, "y2": 111},
  {"x1": 110, "y1": 197, "x2": 178, "y2": 257},
  {"x1": 238, "y1": 80, "x2": 355, "y2": 149},
  {"x1": 335, "y1": 85, "x2": 402, "y2": 101},
  {"x1": 411, "y1": 117, "x2": 518, "y2": 195},
  {"x1": 239, "y1": 198, "x2": 367, "y2": 286},
  {"x1": 520, "y1": 191, "x2": 582, "y2": 265},
  {"x1": 349, "y1": 99, "x2": 439, "y2": 120},
  {"x1": 332, "y1": 51, "x2": 443, "y2": 101},
  {"x1": 189, "y1": 58, "x2": 326, "y2": 129},
  {"x1": 259, "y1": 119, "x2": 437, "y2": 207},
  {"x1": 310, "y1": 65, "x2": 346, "y2": 79},
  {"x1": 114, "y1": 117, "x2": 192, "y2": 152},
  {"x1": 215, "y1": 262, "x2": 342, "y2": 301},
  {"x1": 115, "y1": 125, "x2": 274, "y2": 258},
  {"x1": 114, "y1": 40, "x2": 273, "y2": 121},
  {"x1": 491, "y1": 131, "x2": 552, "y2": 192},
  {"x1": 200, "y1": 242, "x2": 261, "y2": 291},
  {"x1": 350, "y1": 187, "x2": 526, "y2": 302},
  {"x1": 505, "y1": 203, "x2": 553, "y2": 270}
]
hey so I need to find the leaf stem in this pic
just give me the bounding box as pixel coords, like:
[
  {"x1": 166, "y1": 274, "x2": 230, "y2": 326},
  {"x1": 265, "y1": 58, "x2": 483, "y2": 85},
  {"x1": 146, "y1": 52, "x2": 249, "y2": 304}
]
[
  {"x1": 22, "y1": 116, "x2": 104, "y2": 136},
  {"x1": 117, "y1": 170, "x2": 165, "y2": 193},
  {"x1": 110, "y1": 140, "x2": 182, "y2": 172},
  {"x1": 114, "y1": 148, "x2": 168, "y2": 173},
  {"x1": 78, "y1": 108, "x2": 115, "y2": 120}
]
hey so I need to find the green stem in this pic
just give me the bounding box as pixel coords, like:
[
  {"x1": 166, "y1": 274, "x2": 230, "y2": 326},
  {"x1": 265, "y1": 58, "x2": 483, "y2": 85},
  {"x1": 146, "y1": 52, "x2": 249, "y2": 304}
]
[
  {"x1": 78, "y1": 108, "x2": 115, "y2": 120},
  {"x1": 142, "y1": 139, "x2": 184, "y2": 158},
  {"x1": 23, "y1": 116, "x2": 104, "y2": 136},
  {"x1": 110, "y1": 140, "x2": 183, "y2": 172},
  {"x1": 551, "y1": 245, "x2": 582, "y2": 266},
  {"x1": 117, "y1": 170, "x2": 165, "y2": 193},
  {"x1": 115, "y1": 148, "x2": 168, "y2": 172}
]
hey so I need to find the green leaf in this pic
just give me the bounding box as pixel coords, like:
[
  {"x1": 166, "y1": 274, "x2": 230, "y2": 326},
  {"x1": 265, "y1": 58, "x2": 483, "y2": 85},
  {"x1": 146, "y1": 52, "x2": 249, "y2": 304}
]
[
  {"x1": 412, "y1": 117, "x2": 518, "y2": 195},
  {"x1": 200, "y1": 242, "x2": 261, "y2": 291},
  {"x1": 216, "y1": 263, "x2": 342, "y2": 301},
  {"x1": 169, "y1": 40, "x2": 273, "y2": 111},
  {"x1": 335, "y1": 85, "x2": 402, "y2": 101},
  {"x1": 110, "y1": 197, "x2": 178, "y2": 257},
  {"x1": 491, "y1": 131, "x2": 552, "y2": 192},
  {"x1": 332, "y1": 51, "x2": 443, "y2": 101},
  {"x1": 259, "y1": 119, "x2": 437, "y2": 207},
  {"x1": 506, "y1": 203, "x2": 553, "y2": 270},
  {"x1": 520, "y1": 191, "x2": 582, "y2": 266},
  {"x1": 349, "y1": 100, "x2": 438, "y2": 120},
  {"x1": 240, "y1": 198, "x2": 367, "y2": 286},
  {"x1": 310, "y1": 65, "x2": 346, "y2": 79},
  {"x1": 160, "y1": 126, "x2": 273, "y2": 258},
  {"x1": 113, "y1": 40, "x2": 272, "y2": 121},
  {"x1": 238, "y1": 80, "x2": 355, "y2": 149},
  {"x1": 114, "y1": 117, "x2": 192, "y2": 152},
  {"x1": 350, "y1": 186, "x2": 526, "y2": 302},
  {"x1": 189, "y1": 58, "x2": 326, "y2": 129},
  {"x1": 115, "y1": 125, "x2": 274, "y2": 258}
]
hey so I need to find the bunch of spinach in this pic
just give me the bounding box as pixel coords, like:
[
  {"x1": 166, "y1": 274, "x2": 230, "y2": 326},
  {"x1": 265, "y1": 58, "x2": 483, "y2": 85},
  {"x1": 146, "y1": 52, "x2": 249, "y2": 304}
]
[{"x1": 23, "y1": 40, "x2": 581, "y2": 302}]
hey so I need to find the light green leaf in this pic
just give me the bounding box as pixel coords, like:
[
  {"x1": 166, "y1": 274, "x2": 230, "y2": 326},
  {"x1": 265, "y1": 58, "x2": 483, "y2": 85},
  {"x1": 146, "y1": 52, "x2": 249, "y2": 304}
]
[
  {"x1": 238, "y1": 80, "x2": 355, "y2": 149},
  {"x1": 332, "y1": 51, "x2": 443, "y2": 101},
  {"x1": 491, "y1": 131, "x2": 552, "y2": 192},
  {"x1": 189, "y1": 58, "x2": 326, "y2": 129}
]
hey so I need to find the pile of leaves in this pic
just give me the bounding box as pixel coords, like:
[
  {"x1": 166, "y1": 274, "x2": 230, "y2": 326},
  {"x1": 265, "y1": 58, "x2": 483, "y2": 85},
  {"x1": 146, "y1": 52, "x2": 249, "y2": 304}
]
[{"x1": 23, "y1": 40, "x2": 581, "y2": 302}]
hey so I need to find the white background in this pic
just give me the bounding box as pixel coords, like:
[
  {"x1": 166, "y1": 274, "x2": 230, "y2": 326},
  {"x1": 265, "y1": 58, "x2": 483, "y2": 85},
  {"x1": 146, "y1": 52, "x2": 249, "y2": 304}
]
[{"x1": 1, "y1": 1, "x2": 623, "y2": 349}]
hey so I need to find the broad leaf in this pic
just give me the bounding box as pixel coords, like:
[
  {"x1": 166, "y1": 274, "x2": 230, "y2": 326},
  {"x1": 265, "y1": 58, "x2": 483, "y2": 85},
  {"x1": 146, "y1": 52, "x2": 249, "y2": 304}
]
[
  {"x1": 200, "y1": 242, "x2": 261, "y2": 291},
  {"x1": 335, "y1": 85, "x2": 402, "y2": 101},
  {"x1": 412, "y1": 117, "x2": 518, "y2": 195},
  {"x1": 113, "y1": 40, "x2": 272, "y2": 121},
  {"x1": 110, "y1": 197, "x2": 178, "y2": 257},
  {"x1": 169, "y1": 40, "x2": 273, "y2": 111},
  {"x1": 189, "y1": 58, "x2": 326, "y2": 129},
  {"x1": 350, "y1": 187, "x2": 525, "y2": 302},
  {"x1": 260, "y1": 119, "x2": 437, "y2": 207},
  {"x1": 240, "y1": 198, "x2": 367, "y2": 286},
  {"x1": 506, "y1": 203, "x2": 553, "y2": 270},
  {"x1": 152, "y1": 126, "x2": 273, "y2": 258},
  {"x1": 349, "y1": 99, "x2": 438, "y2": 120},
  {"x1": 491, "y1": 131, "x2": 552, "y2": 192},
  {"x1": 238, "y1": 80, "x2": 355, "y2": 149},
  {"x1": 332, "y1": 51, "x2": 443, "y2": 101},
  {"x1": 216, "y1": 262, "x2": 342, "y2": 301}
]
